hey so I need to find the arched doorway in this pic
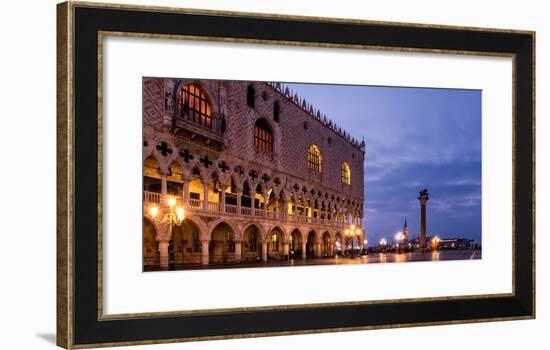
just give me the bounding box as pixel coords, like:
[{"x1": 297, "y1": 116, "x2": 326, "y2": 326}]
[
  {"x1": 335, "y1": 232, "x2": 343, "y2": 256},
  {"x1": 242, "y1": 224, "x2": 262, "y2": 262},
  {"x1": 143, "y1": 217, "x2": 159, "y2": 268},
  {"x1": 209, "y1": 222, "x2": 236, "y2": 264},
  {"x1": 322, "y1": 232, "x2": 331, "y2": 257},
  {"x1": 289, "y1": 229, "x2": 303, "y2": 259},
  {"x1": 268, "y1": 227, "x2": 284, "y2": 260},
  {"x1": 306, "y1": 230, "x2": 317, "y2": 259},
  {"x1": 171, "y1": 219, "x2": 202, "y2": 265}
]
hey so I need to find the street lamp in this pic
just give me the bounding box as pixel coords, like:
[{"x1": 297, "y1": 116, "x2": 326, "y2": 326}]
[
  {"x1": 379, "y1": 238, "x2": 387, "y2": 253},
  {"x1": 345, "y1": 224, "x2": 362, "y2": 259},
  {"x1": 148, "y1": 196, "x2": 186, "y2": 268},
  {"x1": 395, "y1": 231, "x2": 405, "y2": 254},
  {"x1": 431, "y1": 236, "x2": 440, "y2": 251}
]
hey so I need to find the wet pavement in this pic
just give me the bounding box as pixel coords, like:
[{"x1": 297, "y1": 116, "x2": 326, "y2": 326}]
[{"x1": 145, "y1": 249, "x2": 481, "y2": 272}]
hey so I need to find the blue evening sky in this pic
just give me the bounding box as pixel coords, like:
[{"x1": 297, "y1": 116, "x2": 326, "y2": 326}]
[{"x1": 286, "y1": 83, "x2": 482, "y2": 245}]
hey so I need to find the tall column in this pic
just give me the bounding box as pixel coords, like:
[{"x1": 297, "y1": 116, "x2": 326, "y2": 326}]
[
  {"x1": 201, "y1": 240, "x2": 209, "y2": 265},
  {"x1": 261, "y1": 241, "x2": 268, "y2": 262},
  {"x1": 418, "y1": 190, "x2": 430, "y2": 251},
  {"x1": 282, "y1": 200, "x2": 288, "y2": 221},
  {"x1": 234, "y1": 241, "x2": 242, "y2": 262},
  {"x1": 159, "y1": 240, "x2": 170, "y2": 269},
  {"x1": 316, "y1": 242, "x2": 321, "y2": 258},
  {"x1": 301, "y1": 242, "x2": 307, "y2": 259},
  {"x1": 202, "y1": 181, "x2": 209, "y2": 210}
]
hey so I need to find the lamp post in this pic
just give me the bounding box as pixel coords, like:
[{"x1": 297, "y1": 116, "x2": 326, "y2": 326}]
[
  {"x1": 431, "y1": 236, "x2": 440, "y2": 251},
  {"x1": 148, "y1": 196, "x2": 185, "y2": 269},
  {"x1": 345, "y1": 224, "x2": 362, "y2": 259},
  {"x1": 395, "y1": 232, "x2": 405, "y2": 254},
  {"x1": 379, "y1": 238, "x2": 387, "y2": 253}
]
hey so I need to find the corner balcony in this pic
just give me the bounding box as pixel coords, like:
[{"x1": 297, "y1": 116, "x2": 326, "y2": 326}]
[{"x1": 143, "y1": 191, "x2": 345, "y2": 228}]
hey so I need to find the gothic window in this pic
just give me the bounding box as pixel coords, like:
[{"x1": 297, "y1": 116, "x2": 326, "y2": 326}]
[
  {"x1": 247, "y1": 84, "x2": 255, "y2": 107},
  {"x1": 341, "y1": 162, "x2": 351, "y2": 185},
  {"x1": 254, "y1": 118, "x2": 273, "y2": 153},
  {"x1": 180, "y1": 84, "x2": 212, "y2": 129},
  {"x1": 308, "y1": 145, "x2": 322, "y2": 172},
  {"x1": 273, "y1": 101, "x2": 280, "y2": 122}
]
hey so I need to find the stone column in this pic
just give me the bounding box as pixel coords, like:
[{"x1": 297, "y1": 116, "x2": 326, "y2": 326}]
[
  {"x1": 234, "y1": 241, "x2": 242, "y2": 262},
  {"x1": 263, "y1": 193, "x2": 269, "y2": 218},
  {"x1": 236, "y1": 190, "x2": 242, "y2": 214},
  {"x1": 316, "y1": 242, "x2": 321, "y2": 258},
  {"x1": 282, "y1": 242, "x2": 289, "y2": 260},
  {"x1": 250, "y1": 191, "x2": 256, "y2": 214},
  {"x1": 159, "y1": 240, "x2": 170, "y2": 269},
  {"x1": 160, "y1": 172, "x2": 168, "y2": 197},
  {"x1": 220, "y1": 183, "x2": 227, "y2": 213},
  {"x1": 261, "y1": 241, "x2": 268, "y2": 262},
  {"x1": 419, "y1": 193, "x2": 430, "y2": 251},
  {"x1": 274, "y1": 196, "x2": 280, "y2": 221},
  {"x1": 202, "y1": 181, "x2": 209, "y2": 210},
  {"x1": 282, "y1": 199, "x2": 288, "y2": 221},
  {"x1": 182, "y1": 179, "x2": 190, "y2": 207},
  {"x1": 301, "y1": 242, "x2": 307, "y2": 259},
  {"x1": 201, "y1": 240, "x2": 209, "y2": 265}
]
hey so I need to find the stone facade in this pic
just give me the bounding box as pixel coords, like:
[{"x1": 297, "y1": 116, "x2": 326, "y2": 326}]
[{"x1": 142, "y1": 77, "x2": 365, "y2": 269}]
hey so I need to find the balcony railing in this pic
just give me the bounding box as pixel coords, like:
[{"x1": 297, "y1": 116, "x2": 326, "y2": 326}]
[
  {"x1": 143, "y1": 191, "x2": 346, "y2": 228},
  {"x1": 189, "y1": 198, "x2": 202, "y2": 209}
]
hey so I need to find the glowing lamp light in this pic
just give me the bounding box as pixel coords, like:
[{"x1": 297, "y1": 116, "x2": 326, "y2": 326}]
[
  {"x1": 176, "y1": 207, "x2": 185, "y2": 221},
  {"x1": 167, "y1": 197, "x2": 177, "y2": 208},
  {"x1": 149, "y1": 206, "x2": 159, "y2": 218}
]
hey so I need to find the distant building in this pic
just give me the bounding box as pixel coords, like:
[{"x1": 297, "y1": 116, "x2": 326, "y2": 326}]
[
  {"x1": 403, "y1": 218, "x2": 409, "y2": 242},
  {"x1": 438, "y1": 238, "x2": 474, "y2": 250}
]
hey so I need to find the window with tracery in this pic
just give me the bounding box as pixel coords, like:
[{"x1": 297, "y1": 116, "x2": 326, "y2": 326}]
[
  {"x1": 341, "y1": 162, "x2": 351, "y2": 185},
  {"x1": 180, "y1": 84, "x2": 212, "y2": 129},
  {"x1": 308, "y1": 145, "x2": 322, "y2": 172},
  {"x1": 254, "y1": 119, "x2": 273, "y2": 153}
]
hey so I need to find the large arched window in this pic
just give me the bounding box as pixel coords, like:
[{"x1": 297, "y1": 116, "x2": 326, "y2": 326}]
[
  {"x1": 341, "y1": 162, "x2": 351, "y2": 185},
  {"x1": 308, "y1": 145, "x2": 322, "y2": 172},
  {"x1": 180, "y1": 84, "x2": 212, "y2": 129},
  {"x1": 247, "y1": 84, "x2": 255, "y2": 107},
  {"x1": 254, "y1": 118, "x2": 273, "y2": 153}
]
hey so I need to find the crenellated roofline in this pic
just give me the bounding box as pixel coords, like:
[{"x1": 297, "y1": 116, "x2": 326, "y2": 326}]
[{"x1": 264, "y1": 82, "x2": 366, "y2": 152}]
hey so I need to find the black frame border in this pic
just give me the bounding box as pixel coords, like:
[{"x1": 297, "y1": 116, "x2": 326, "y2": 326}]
[{"x1": 58, "y1": 1, "x2": 535, "y2": 348}]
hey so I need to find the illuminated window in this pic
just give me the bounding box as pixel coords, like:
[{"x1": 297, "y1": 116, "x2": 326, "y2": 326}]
[
  {"x1": 247, "y1": 85, "x2": 255, "y2": 107},
  {"x1": 308, "y1": 145, "x2": 322, "y2": 172},
  {"x1": 180, "y1": 84, "x2": 212, "y2": 129},
  {"x1": 254, "y1": 119, "x2": 273, "y2": 153},
  {"x1": 341, "y1": 162, "x2": 351, "y2": 185},
  {"x1": 271, "y1": 233, "x2": 279, "y2": 251}
]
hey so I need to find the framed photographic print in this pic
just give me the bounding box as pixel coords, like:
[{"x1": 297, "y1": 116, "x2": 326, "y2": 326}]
[{"x1": 56, "y1": 1, "x2": 535, "y2": 348}]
